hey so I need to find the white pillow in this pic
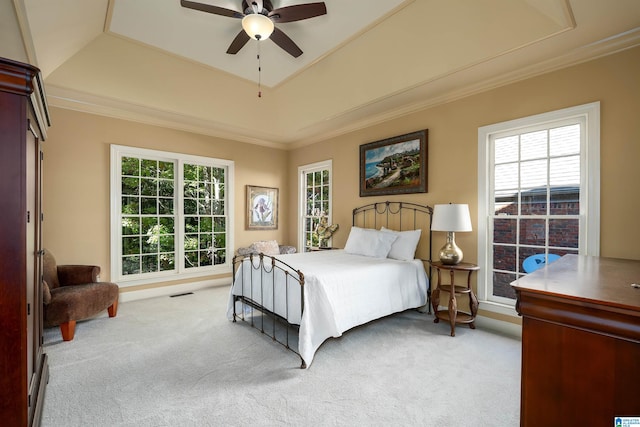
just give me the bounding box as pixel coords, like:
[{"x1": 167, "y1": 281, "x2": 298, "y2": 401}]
[
  {"x1": 381, "y1": 227, "x2": 421, "y2": 261},
  {"x1": 252, "y1": 240, "x2": 280, "y2": 256},
  {"x1": 344, "y1": 226, "x2": 398, "y2": 258}
]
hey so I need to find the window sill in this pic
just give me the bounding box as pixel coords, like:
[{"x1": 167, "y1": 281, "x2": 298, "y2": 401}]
[
  {"x1": 478, "y1": 299, "x2": 519, "y2": 317},
  {"x1": 114, "y1": 265, "x2": 232, "y2": 288}
]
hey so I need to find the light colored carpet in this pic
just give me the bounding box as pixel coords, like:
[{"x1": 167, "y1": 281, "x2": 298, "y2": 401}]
[{"x1": 41, "y1": 285, "x2": 521, "y2": 426}]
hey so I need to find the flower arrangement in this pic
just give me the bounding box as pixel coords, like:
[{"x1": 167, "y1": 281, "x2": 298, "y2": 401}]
[{"x1": 315, "y1": 217, "x2": 339, "y2": 248}]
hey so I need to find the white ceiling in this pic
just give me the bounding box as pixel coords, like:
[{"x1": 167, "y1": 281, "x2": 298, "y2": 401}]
[
  {"x1": 18, "y1": 0, "x2": 640, "y2": 148},
  {"x1": 109, "y1": 0, "x2": 409, "y2": 87}
]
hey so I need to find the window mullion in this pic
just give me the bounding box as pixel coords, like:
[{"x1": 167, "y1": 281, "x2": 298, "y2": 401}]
[{"x1": 177, "y1": 159, "x2": 185, "y2": 273}]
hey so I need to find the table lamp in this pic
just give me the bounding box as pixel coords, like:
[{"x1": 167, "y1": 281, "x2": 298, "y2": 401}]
[{"x1": 431, "y1": 203, "x2": 472, "y2": 265}]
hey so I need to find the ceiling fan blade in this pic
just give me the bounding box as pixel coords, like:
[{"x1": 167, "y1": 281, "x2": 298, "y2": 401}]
[
  {"x1": 181, "y1": 0, "x2": 244, "y2": 19},
  {"x1": 226, "y1": 30, "x2": 251, "y2": 54},
  {"x1": 270, "y1": 27, "x2": 303, "y2": 58},
  {"x1": 268, "y1": 2, "x2": 326, "y2": 23}
]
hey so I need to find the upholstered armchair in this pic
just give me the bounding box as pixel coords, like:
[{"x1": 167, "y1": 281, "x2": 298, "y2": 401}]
[
  {"x1": 43, "y1": 250, "x2": 120, "y2": 341},
  {"x1": 237, "y1": 240, "x2": 296, "y2": 256}
]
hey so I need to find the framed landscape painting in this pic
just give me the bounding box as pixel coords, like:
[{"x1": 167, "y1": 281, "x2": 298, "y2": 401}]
[
  {"x1": 359, "y1": 129, "x2": 428, "y2": 197},
  {"x1": 246, "y1": 185, "x2": 278, "y2": 230}
]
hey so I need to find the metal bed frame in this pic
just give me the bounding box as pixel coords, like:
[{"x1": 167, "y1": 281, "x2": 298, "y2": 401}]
[{"x1": 231, "y1": 201, "x2": 433, "y2": 368}]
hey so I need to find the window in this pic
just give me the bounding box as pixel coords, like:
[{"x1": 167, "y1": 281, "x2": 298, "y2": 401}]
[
  {"x1": 298, "y1": 160, "x2": 332, "y2": 251},
  {"x1": 477, "y1": 102, "x2": 600, "y2": 315},
  {"x1": 111, "y1": 145, "x2": 234, "y2": 286}
]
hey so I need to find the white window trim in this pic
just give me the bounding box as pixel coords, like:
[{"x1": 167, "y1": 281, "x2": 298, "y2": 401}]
[
  {"x1": 110, "y1": 144, "x2": 234, "y2": 287},
  {"x1": 297, "y1": 159, "x2": 333, "y2": 251},
  {"x1": 477, "y1": 102, "x2": 600, "y2": 316}
]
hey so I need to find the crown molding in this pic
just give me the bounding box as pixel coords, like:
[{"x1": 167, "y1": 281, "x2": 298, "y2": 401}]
[
  {"x1": 46, "y1": 84, "x2": 290, "y2": 150},
  {"x1": 289, "y1": 27, "x2": 640, "y2": 149},
  {"x1": 47, "y1": 27, "x2": 640, "y2": 151}
]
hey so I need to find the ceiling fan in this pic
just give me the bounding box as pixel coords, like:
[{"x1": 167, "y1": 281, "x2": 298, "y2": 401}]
[{"x1": 180, "y1": 0, "x2": 327, "y2": 58}]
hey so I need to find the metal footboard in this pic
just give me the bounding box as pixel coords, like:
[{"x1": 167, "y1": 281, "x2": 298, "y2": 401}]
[
  {"x1": 231, "y1": 253, "x2": 306, "y2": 368},
  {"x1": 230, "y1": 200, "x2": 433, "y2": 369}
]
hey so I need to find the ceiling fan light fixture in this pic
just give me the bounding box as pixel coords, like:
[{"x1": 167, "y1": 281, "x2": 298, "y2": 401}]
[{"x1": 242, "y1": 13, "x2": 274, "y2": 40}]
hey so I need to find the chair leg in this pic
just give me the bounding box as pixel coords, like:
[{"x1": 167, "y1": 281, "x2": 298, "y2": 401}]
[
  {"x1": 60, "y1": 320, "x2": 76, "y2": 341},
  {"x1": 108, "y1": 298, "x2": 118, "y2": 318}
]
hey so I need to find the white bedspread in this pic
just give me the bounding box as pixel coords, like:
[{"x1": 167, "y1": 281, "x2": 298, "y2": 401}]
[{"x1": 227, "y1": 250, "x2": 428, "y2": 367}]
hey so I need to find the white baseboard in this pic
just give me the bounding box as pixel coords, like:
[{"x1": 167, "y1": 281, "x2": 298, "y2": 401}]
[
  {"x1": 433, "y1": 303, "x2": 522, "y2": 339},
  {"x1": 119, "y1": 278, "x2": 231, "y2": 303},
  {"x1": 475, "y1": 315, "x2": 522, "y2": 339},
  {"x1": 120, "y1": 284, "x2": 521, "y2": 339}
]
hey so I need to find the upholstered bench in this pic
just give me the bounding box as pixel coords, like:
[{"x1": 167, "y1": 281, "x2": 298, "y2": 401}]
[{"x1": 237, "y1": 240, "x2": 296, "y2": 256}]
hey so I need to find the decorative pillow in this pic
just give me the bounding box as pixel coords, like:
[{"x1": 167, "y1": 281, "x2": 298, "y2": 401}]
[
  {"x1": 252, "y1": 240, "x2": 281, "y2": 256},
  {"x1": 344, "y1": 226, "x2": 398, "y2": 258},
  {"x1": 237, "y1": 246, "x2": 257, "y2": 256},
  {"x1": 42, "y1": 280, "x2": 52, "y2": 305},
  {"x1": 381, "y1": 227, "x2": 422, "y2": 261}
]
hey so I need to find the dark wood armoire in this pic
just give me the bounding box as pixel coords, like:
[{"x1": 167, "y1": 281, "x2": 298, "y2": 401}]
[{"x1": 0, "y1": 57, "x2": 51, "y2": 426}]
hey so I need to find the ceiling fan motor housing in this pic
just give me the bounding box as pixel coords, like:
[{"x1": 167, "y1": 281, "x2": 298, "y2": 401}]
[
  {"x1": 243, "y1": 0, "x2": 273, "y2": 15},
  {"x1": 181, "y1": 0, "x2": 326, "y2": 57}
]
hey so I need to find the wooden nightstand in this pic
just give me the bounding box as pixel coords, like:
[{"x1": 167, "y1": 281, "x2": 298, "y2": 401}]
[
  {"x1": 308, "y1": 246, "x2": 339, "y2": 251},
  {"x1": 430, "y1": 261, "x2": 480, "y2": 336}
]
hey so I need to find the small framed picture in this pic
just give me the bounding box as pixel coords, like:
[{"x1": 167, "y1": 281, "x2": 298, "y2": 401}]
[
  {"x1": 246, "y1": 185, "x2": 278, "y2": 230},
  {"x1": 360, "y1": 129, "x2": 428, "y2": 197}
]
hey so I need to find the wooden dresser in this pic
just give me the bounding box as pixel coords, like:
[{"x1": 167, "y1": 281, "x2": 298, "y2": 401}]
[
  {"x1": 512, "y1": 255, "x2": 640, "y2": 426},
  {"x1": 0, "y1": 57, "x2": 50, "y2": 426}
]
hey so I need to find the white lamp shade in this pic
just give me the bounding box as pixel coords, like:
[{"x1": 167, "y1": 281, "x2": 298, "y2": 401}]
[
  {"x1": 431, "y1": 204, "x2": 472, "y2": 232},
  {"x1": 242, "y1": 14, "x2": 274, "y2": 40}
]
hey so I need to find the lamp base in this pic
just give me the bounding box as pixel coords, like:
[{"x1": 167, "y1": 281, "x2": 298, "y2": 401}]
[{"x1": 438, "y1": 232, "x2": 463, "y2": 265}]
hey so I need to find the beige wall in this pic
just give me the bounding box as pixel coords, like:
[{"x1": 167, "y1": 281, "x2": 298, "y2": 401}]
[
  {"x1": 42, "y1": 109, "x2": 289, "y2": 292},
  {"x1": 1, "y1": 4, "x2": 26, "y2": 63},
  {"x1": 43, "y1": 46, "x2": 640, "y2": 306},
  {"x1": 288, "y1": 46, "x2": 640, "y2": 321}
]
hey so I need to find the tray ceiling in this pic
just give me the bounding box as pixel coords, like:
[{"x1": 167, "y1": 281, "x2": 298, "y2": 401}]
[
  {"x1": 109, "y1": 0, "x2": 409, "y2": 87},
  {"x1": 19, "y1": 0, "x2": 640, "y2": 148}
]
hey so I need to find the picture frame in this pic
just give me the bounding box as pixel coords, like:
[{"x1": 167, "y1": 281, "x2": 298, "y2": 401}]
[
  {"x1": 359, "y1": 129, "x2": 428, "y2": 197},
  {"x1": 246, "y1": 185, "x2": 279, "y2": 230}
]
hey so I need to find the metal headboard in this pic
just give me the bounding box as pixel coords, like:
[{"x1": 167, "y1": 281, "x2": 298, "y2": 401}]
[{"x1": 352, "y1": 200, "x2": 433, "y2": 311}]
